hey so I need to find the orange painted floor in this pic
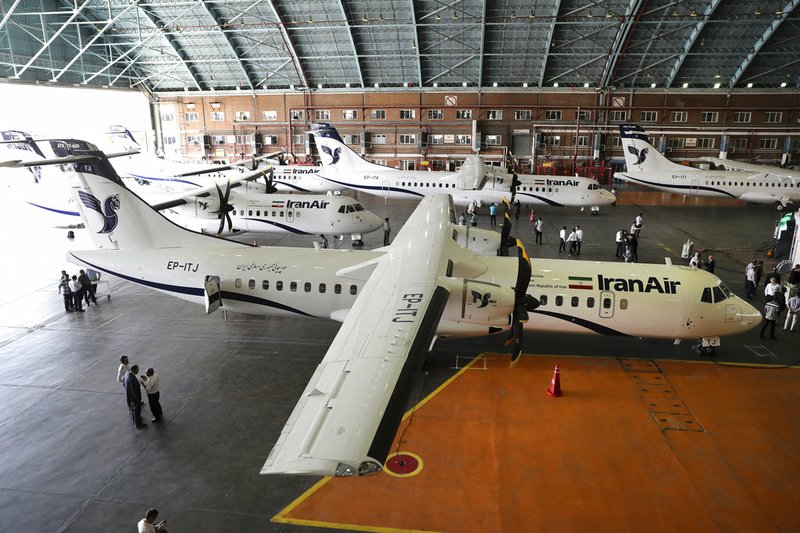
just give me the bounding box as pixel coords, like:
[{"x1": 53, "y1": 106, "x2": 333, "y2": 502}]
[
  {"x1": 274, "y1": 354, "x2": 800, "y2": 532},
  {"x1": 615, "y1": 190, "x2": 745, "y2": 207}
]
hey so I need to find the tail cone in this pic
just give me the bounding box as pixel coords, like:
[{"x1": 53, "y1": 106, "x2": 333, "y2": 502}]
[{"x1": 547, "y1": 364, "x2": 563, "y2": 397}]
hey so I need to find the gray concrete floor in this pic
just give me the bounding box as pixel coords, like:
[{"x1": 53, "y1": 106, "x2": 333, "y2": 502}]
[{"x1": 0, "y1": 183, "x2": 797, "y2": 532}]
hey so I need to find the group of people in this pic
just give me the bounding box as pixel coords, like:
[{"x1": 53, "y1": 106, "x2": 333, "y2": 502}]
[
  {"x1": 688, "y1": 252, "x2": 716, "y2": 273},
  {"x1": 57, "y1": 269, "x2": 99, "y2": 312},
  {"x1": 117, "y1": 355, "x2": 163, "y2": 429},
  {"x1": 557, "y1": 224, "x2": 583, "y2": 255},
  {"x1": 753, "y1": 262, "x2": 800, "y2": 339}
]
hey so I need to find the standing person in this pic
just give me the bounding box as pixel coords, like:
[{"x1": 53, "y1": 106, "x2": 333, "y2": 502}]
[
  {"x1": 745, "y1": 263, "x2": 757, "y2": 299},
  {"x1": 470, "y1": 211, "x2": 478, "y2": 227},
  {"x1": 383, "y1": 217, "x2": 391, "y2": 245},
  {"x1": 117, "y1": 355, "x2": 130, "y2": 387},
  {"x1": 575, "y1": 225, "x2": 583, "y2": 256},
  {"x1": 457, "y1": 212, "x2": 466, "y2": 226},
  {"x1": 615, "y1": 229, "x2": 626, "y2": 259},
  {"x1": 558, "y1": 226, "x2": 567, "y2": 254},
  {"x1": 137, "y1": 508, "x2": 167, "y2": 533},
  {"x1": 513, "y1": 199, "x2": 521, "y2": 221},
  {"x1": 764, "y1": 276, "x2": 781, "y2": 301},
  {"x1": 706, "y1": 255, "x2": 715, "y2": 274},
  {"x1": 68, "y1": 275, "x2": 84, "y2": 312},
  {"x1": 78, "y1": 270, "x2": 94, "y2": 306},
  {"x1": 58, "y1": 271, "x2": 73, "y2": 312},
  {"x1": 318, "y1": 234, "x2": 328, "y2": 249},
  {"x1": 140, "y1": 368, "x2": 163, "y2": 423},
  {"x1": 567, "y1": 227, "x2": 578, "y2": 256},
  {"x1": 635, "y1": 212, "x2": 644, "y2": 229},
  {"x1": 489, "y1": 203, "x2": 497, "y2": 228},
  {"x1": 755, "y1": 260, "x2": 764, "y2": 289},
  {"x1": 628, "y1": 233, "x2": 639, "y2": 262},
  {"x1": 785, "y1": 291, "x2": 800, "y2": 331},
  {"x1": 759, "y1": 299, "x2": 781, "y2": 339},
  {"x1": 85, "y1": 268, "x2": 100, "y2": 304},
  {"x1": 124, "y1": 365, "x2": 146, "y2": 429},
  {"x1": 534, "y1": 217, "x2": 544, "y2": 244},
  {"x1": 689, "y1": 252, "x2": 703, "y2": 269}
]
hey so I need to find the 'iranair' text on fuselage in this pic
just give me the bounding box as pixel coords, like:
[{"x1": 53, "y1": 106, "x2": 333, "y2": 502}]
[
  {"x1": 167, "y1": 261, "x2": 200, "y2": 272},
  {"x1": 269, "y1": 200, "x2": 329, "y2": 209},
  {"x1": 598, "y1": 275, "x2": 681, "y2": 294},
  {"x1": 546, "y1": 179, "x2": 579, "y2": 186},
  {"x1": 393, "y1": 293, "x2": 425, "y2": 323}
]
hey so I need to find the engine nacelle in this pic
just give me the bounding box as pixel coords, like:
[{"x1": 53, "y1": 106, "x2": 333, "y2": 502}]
[
  {"x1": 439, "y1": 277, "x2": 515, "y2": 327},
  {"x1": 170, "y1": 196, "x2": 220, "y2": 219},
  {"x1": 452, "y1": 225, "x2": 502, "y2": 256},
  {"x1": 435, "y1": 320, "x2": 508, "y2": 339}
]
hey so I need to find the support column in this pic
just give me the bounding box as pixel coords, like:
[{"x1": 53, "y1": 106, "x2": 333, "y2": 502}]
[{"x1": 718, "y1": 135, "x2": 728, "y2": 159}]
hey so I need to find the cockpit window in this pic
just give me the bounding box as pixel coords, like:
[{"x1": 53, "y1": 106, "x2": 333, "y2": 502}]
[
  {"x1": 713, "y1": 286, "x2": 728, "y2": 303},
  {"x1": 701, "y1": 283, "x2": 732, "y2": 304},
  {"x1": 701, "y1": 287, "x2": 713, "y2": 303},
  {"x1": 338, "y1": 205, "x2": 347, "y2": 213},
  {"x1": 588, "y1": 183, "x2": 599, "y2": 190},
  {"x1": 353, "y1": 203, "x2": 364, "y2": 211}
]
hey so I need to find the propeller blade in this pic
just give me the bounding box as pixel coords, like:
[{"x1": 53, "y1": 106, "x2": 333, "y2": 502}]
[
  {"x1": 216, "y1": 215, "x2": 225, "y2": 236},
  {"x1": 509, "y1": 317, "x2": 523, "y2": 366},
  {"x1": 225, "y1": 212, "x2": 233, "y2": 233},
  {"x1": 499, "y1": 212, "x2": 512, "y2": 256},
  {"x1": 265, "y1": 167, "x2": 277, "y2": 194},
  {"x1": 223, "y1": 181, "x2": 231, "y2": 204}
]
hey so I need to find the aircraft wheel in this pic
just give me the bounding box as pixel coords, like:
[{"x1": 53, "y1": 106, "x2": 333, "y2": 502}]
[
  {"x1": 701, "y1": 346, "x2": 716, "y2": 356},
  {"x1": 775, "y1": 202, "x2": 785, "y2": 212}
]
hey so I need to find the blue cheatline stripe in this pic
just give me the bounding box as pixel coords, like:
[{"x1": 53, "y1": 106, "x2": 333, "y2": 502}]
[
  {"x1": 27, "y1": 201, "x2": 80, "y2": 217},
  {"x1": 516, "y1": 193, "x2": 564, "y2": 207},
  {"x1": 318, "y1": 175, "x2": 425, "y2": 197},
  {"x1": 69, "y1": 252, "x2": 317, "y2": 317},
  {"x1": 243, "y1": 218, "x2": 310, "y2": 235},
  {"x1": 617, "y1": 174, "x2": 738, "y2": 198},
  {"x1": 273, "y1": 181, "x2": 311, "y2": 192},
  {"x1": 127, "y1": 173, "x2": 203, "y2": 188},
  {"x1": 531, "y1": 309, "x2": 628, "y2": 336}
]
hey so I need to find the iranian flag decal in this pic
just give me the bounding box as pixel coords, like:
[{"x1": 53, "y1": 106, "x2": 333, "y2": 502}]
[{"x1": 568, "y1": 276, "x2": 593, "y2": 290}]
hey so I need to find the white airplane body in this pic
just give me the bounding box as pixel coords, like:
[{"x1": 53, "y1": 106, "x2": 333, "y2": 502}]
[
  {"x1": 311, "y1": 123, "x2": 616, "y2": 208},
  {"x1": 104, "y1": 126, "x2": 342, "y2": 193},
  {"x1": 618, "y1": 124, "x2": 800, "y2": 209},
  {"x1": 135, "y1": 184, "x2": 382, "y2": 237},
  {"x1": 701, "y1": 156, "x2": 800, "y2": 182},
  {"x1": 52, "y1": 139, "x2": 758, "y2": 477}
]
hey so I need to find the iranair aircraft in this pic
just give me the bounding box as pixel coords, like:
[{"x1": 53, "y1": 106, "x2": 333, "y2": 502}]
[
  {"x1": 46, "y1": 140, "x2": 759, "y2": 476},
  {"x1": 618, "y1": 124, "x2": 800, "y2": 210},
  {"x1": 311, "y1": 123, "x2": 616, "y2": 208},
  {"x1": 137, "y1": 180, "x2": 382, "y2": 240},
  {"x1": 701, "y1": 156, "x2": 800, "y2": 183},
  {"x1": 104, "y1": 126, "x2": 342, "y2": 193}
]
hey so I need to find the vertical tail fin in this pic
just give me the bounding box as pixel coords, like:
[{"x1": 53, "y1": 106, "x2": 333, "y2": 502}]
[
  {"x1": 619, "y1": 124, "x2": 685, "y2": 172},
  {"x1": 1, "y1": 130, "x2": 45, "y2": 183},
  {"x1": 106, "y1": 125, "x2": 141, "y2": 152},
  {"x1": 51, "y1": 139, "x2": 234, "y2": 250},
  {"x1": 311, "y1": 123, "x2": 386, "y2": 174}
]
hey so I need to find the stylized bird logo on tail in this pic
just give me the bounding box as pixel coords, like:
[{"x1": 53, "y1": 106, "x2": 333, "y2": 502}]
[
  {"x1": 627, "y1": 146, "x2": 648, "y2": 166},
  {"x1": 320, "y1": 145, "x2": 342, "y2": 165},
  {"x1": 78, "y1": 191, "x2": 120, "y2": 233},
  {"x1": 471, "y1": 291, "x2": 494, "y2": 309}
]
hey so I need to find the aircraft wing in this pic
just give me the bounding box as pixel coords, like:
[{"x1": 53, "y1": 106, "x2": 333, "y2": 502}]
[
  {"x1": 262, "y1": 194, "x2": 455, "y2": 477},
  {"x1": 174, "y1": 150, "x2": 283, "y2": 177},
  {"x1": 149, "y1": 167, "x2": 272, "y2": 210}
]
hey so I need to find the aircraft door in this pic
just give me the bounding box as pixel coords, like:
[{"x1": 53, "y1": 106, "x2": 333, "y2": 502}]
[
  {"x1": 382, "y1": 180, "x2": 391, "y2": 197},
  {"x1": 286, "y1": 208, "x2": 294, "y2": 223},
  {"x1": 691, "y1": 179, "x2": 699, "y2": 193},
  {"x1": 204, "y1": 275, "x2": 222, "y2": 314},
  {"x1": 599, "y1": 291, "x2": 614, "y2": 318}
]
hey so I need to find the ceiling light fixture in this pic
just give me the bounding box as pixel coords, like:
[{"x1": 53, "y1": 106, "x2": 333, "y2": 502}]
[
  {"x1": 493, "y1": 82, "x2": 498, "y2": 87},
  {"x1": 433, "y1": 82, "x2": 439, "y2": 87},
  {"x1": 682, "y1": 82, "x2": 689, "y2": 88},
  {"x1": 690, "y1": 8, "x2": 698, "y2": 17},
  {"x1": 511, "y1": 10, "x2": 517, "y2": 20},
  {"x1": 651, "y1": 83, "x2": 657, "y2": 88},
  {"x1": 435, "y1": 13, "x2": 441, "y2": 21},
  {"x1": 523, "y1": 82, "x2": 529, "y2": 88},
  {"x1": 780, "y1": 82, "x2": 787, "y2": 87},
  {"x1": 374, "y1": 82, "x2": 379, "y2": 88},
  {"x1": 462, "y1": 81, "x2": 468, "y2": 87},
  {"x1": 746, "y1": 82, "x2": 753, "y2": 88},
  {"x1": 345, "y1": 82, "x2": 351, "y2": 88},
  {"x1": 713, "y1": 82, "x2": 721, "y2": 89},
  {"x1": 553, "y1": 82, "x2": 559, "y2": 87}
]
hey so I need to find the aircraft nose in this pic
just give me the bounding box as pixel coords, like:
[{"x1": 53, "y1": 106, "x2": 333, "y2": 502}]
[
  {"x1": 727, "y1": 296, "x2": 762, "y2": 332},
  {"x1": 362, "y1": 211, "x2": 383, "y2": 232}
]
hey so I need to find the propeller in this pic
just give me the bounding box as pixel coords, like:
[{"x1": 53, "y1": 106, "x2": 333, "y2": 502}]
[
  {"x1": 212, "y1": 181, "x2": 235, "y2": 235},
  {"x1": 263, "y1": 167, "x2": 277, "y2": 193},
  {"x1": 509, "y1": 172, "x2": 521, "y2": 204},
  {"x1": 499, "y1": 200, "x2": 516, "y2": 257},
  {"x1": 504, "y1": 243, "x2": 540, "y2": 367}
]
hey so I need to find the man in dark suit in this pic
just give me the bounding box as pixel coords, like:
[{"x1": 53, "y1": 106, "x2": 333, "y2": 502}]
[{"x1": 124, "y1": 365, "x2": 146, "y2": 429}]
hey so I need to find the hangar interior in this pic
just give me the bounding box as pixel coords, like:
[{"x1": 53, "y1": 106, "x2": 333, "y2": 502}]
[{"x1": 1, "y1": 1, "x2": 800, "y2": 532}]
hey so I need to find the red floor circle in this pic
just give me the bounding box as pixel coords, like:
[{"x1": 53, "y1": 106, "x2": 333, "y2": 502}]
[{"x1": 385, "y1": 453, "x2": 420, "y2": 475}]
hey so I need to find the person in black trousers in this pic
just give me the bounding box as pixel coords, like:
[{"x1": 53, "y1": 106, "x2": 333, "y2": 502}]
[{"x1": 124, "y1": 365, "x2": 146, "y2": 429}]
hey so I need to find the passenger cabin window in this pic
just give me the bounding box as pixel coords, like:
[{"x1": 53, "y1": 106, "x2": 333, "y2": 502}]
[
  {"x1": 571, "y1": 296, "x2": 579, "y2": 307},
  {"x1": 555, "y1": 295, "x2": 564, "y2": 306},
  {"x1": 539, "y1": 295, "x2": 547, "y2": 306},
  {"x1": 248, "y1": 279, "x2": 255, "y2": 289},
  {"x1": 619, "y1": 299, "x2": 628, "y2": 310},
  {"x1": 290, "y1": 281, "x2": 297, "y2": 292},
  {"x1": 350, "y1": 285, "x2": 358, "y2": 295},
  {"x1": 319, "y1": 283, "x2": 326, "y2": 293},
  {"x1": 262, "y1": 280, "x2": 269, "y2": 290},
  {"x1": 304, "y1": 282, "x2": 311, "y2": 293},
  {"x1": 234, "y1": 278, "x2": 242, "y2": 288},
  {"x1": 587, "y1": 297, "x2": 595, "y2": 308},
  {"x1": 602, "y1": 297, "x2": 612, "y2": 309},
  {"x1": 276, "y1": 281, "x2": 283, "y2": 291},
  {"x1": 334, "y1": 284, "x2": 342, "y2": 294}
]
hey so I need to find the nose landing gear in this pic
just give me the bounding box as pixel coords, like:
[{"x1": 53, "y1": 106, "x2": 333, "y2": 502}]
[{"x1": 693, "y1": 336, "x2": 720, "y2": 356}]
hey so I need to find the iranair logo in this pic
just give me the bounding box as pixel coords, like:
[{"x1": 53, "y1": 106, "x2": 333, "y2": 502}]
[
  {"x1": 568, "y1": 276, "x2": 593, "y2": 290},
  {"x1": 321, "y1": 145, "x2": 341, "y2": 165},
  {"x1": 78, "y1": 191, "x2": 120, "y2": 233},
  {"x1": 471, "y1": 291, "x2": 496, "y2": 308},
  {"x1": 627, "y1": 146, "x2": 648, "y2": 166}
]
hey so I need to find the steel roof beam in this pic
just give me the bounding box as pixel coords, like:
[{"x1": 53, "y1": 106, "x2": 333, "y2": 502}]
[
  {"x1": 136, "y1": 3, "x2": 204, "y2": 90},
  {"x1": 728, "y1": 0, "x2": 800, "y2": 89},
  {"x1": 599, "y1": 0, "x2": 644, "y2": 87},
  {"x1": 407, "y1": 0, "x2": 422, "y2": 86},
  {"x1": 264, "y1": 0, "x2": 307, "y2": 88},
  {"x1": 15, "y1": 0, "x2": 93, "y2": 78},
  {"x1": 476, "y1": 0, "x2": 487, "y2": 87},
  {"x1": 425, "y1": 54, "x2": 476, "y2": 84},
  {"x1": 538, "y1": 0, "x2": 562, "y2": 87},
  {"x1": 333, "y1": 0, "x2": 363, "y2": 88},
  {"x1": 664, "y1": 0, "x2": 722, "y2": 88},
  {"x1": 197, "y1": 1, "x2": 256, "y2": 90},
  {"x1": 0, "y1": 0, "x2": 23, "y2": 32}
]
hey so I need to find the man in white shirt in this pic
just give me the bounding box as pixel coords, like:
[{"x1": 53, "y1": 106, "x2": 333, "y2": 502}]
[
  {"x1": 615, "y1": 229, "x2": 626, "y2": 259},
  {"x1": 567, "y1": 228, "x2": 578, "y2": 256},
  {"x1": 140, "y1": 368, "x2": 163, "y2": 423},
  {"x1": 764, "y1": 277, "x2": 781, "y2": 301},
  {"x1": 785, "y1": 293, "x2": 800, "y2": 331},
  {"x1": 117, "y1": 355, "x2": 129, "y2": 386},
  {"x1": 575, "y1": 225, "x2": 583, "y2": 256},
  {"x1": 68, "y1": 275, "x2": 84, "y2": 312},
  {"x1": 138, "y1": 508, "x2": 167, "y2": 533},
  {"x1": 558, "y1": 226, "x2": 567, "y2": 253}
]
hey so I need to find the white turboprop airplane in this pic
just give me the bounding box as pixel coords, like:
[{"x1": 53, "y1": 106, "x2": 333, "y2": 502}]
[
  {"x1": 310, "y1": 123, "x2": 616, "y2": 208},
  {"x1": 139, "y1": 180, "x2": 382, "y2": 240},
  {"x1": 701, "y1": 156, "x2": 800, "y2": 182},
  {"x1": 104, "y1": 126, "x2": 343, "y2": 193},
  {"x1": 43, "y1": 140, "x2": 759, "y2": 477},
  {"x1": 618, "y1": 124, "x2": 800, "y2": 210}
]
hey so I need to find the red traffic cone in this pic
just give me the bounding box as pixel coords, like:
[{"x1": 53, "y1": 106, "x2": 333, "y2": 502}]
[{"x1": 547, "y1": 364, "x2": 563, "y2": 397}]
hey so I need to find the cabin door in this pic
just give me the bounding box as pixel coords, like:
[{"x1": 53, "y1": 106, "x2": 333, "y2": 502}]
[
  {"x1": 690, "y1": 179, "x2": 699, "y2": 193},
  {"x1": 286, "y1": 208, "x2": 294, "y2": 223},
  {"x1": 382, "y1": 180, "x2": 391, "y2": 197},
  {"x1": 599, "y1": 291, "x2": 614, "y2": 318},
  {"x1": 204, "y1": 275, "x2": 222, "y2": 314}
]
